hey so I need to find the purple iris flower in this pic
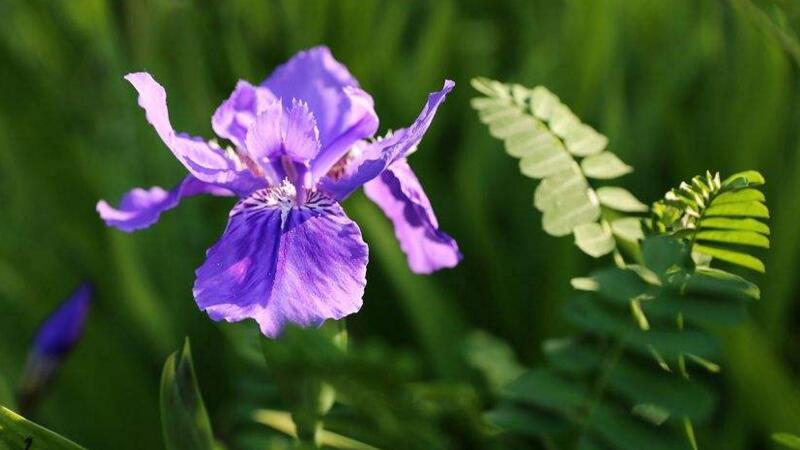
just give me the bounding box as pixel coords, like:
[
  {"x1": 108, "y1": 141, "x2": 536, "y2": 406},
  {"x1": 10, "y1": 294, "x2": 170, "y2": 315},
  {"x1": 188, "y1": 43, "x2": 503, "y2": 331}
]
[
  {"x1": 97, "y1": 47, "x2": 461, "y2": 337},
  {"x1": 19, "y1": 282, "x2": 92, "y2": 412}
]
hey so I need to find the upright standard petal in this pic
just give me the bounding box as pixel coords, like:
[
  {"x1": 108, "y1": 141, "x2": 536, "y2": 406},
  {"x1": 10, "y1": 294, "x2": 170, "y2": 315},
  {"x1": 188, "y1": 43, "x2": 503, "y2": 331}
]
[
  {"x1": 244, "y1": 100, "x2": 321, "y2": 163},
  {"x1": 322, "y1": 80, "x2": 455, "y2": 200},
  {"x1": 261, "y1": 47, "x2": 379, "y2": 179},
  {"x1": 126, "y1": 72, "x2": 241, "y2": 186},
  {"x1": 97, "y1": 175, "x2": 235, "y2": 232},
  {"x1": 193, "y1": 187, "x2": 368, "y2": 338},
  {"x1": 364, "y1": 159, "x2": 461, "y2": 273},
  {"x1": 212, "y1": 80, "x2": 276, "y2": 148}
]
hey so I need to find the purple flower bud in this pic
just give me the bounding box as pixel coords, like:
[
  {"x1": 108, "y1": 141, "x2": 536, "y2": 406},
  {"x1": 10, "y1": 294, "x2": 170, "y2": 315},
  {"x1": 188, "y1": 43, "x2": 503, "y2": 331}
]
[
  {"x1": 32, "y1": 282, "x2": 92, "y2": 359},
  {"x1": 19, "y1": 282, "x2": 92, "y2": 413}
]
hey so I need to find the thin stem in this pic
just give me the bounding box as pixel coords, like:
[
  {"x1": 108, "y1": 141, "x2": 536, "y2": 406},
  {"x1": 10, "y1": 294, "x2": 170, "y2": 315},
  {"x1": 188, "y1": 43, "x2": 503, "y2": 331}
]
[
  {"x1": 291, "y1": 320, "x2": 347, "y2": 448},
  {"x1": 579, "y1": 332, "x2": 629, "y2": 432}
]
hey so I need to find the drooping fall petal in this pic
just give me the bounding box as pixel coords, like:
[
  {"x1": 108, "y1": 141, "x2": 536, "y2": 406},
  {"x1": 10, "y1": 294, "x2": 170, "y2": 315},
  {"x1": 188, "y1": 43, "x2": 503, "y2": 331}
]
[
  {"x1": 193, "y1": 186, "x2": 368, "y2": 337},
  {"x1": 364, "y1": 159, "x2": 461, "y2": 273}
]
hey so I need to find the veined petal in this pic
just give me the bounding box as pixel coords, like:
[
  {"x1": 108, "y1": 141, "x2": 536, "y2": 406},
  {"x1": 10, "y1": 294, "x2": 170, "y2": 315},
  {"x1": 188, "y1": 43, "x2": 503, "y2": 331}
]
[
  {"x1": 262, "y1": 47, "x2": 378, "y2": 177},
  {"x1": 193, "y1": 188, "x2": 368, "y2": 338},
  {"x1": 364, "y1": 159, "x2": 461, "y2": 273},
  {"x1": 212, "y1": 80, "x2": 276, "y2": 148},
  {"x1": 125, "y1": 72, "x2": 241, "y2": 186},
  {"x1": 244, "y1": 100, "x2": 321, "y2": 163},
  {"x1": 97, "y1": 175, "x2": 234, "y2": 232},
  {"x1": 321, "y1": 80, "x2": 454, "y2": 200},
  {"x1": 309, "y1": 86, "x2": 379, "y2": 181}
]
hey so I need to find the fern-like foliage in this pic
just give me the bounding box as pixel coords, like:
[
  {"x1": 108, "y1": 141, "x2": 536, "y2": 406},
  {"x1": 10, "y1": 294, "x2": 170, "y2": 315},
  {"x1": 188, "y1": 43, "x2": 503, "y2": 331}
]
[
  {"x1": 488, "y1": 232, "x2": 763, "y2": 450},
  {"x1": 472, "y1": 78, "x2": 770, "y2": 450},
  {"x1": 651, "y1": 170, "x2": 769, "y2": 272},
  {"x1": 471, "y1": 78, "x2": 647, "y2": 258}
]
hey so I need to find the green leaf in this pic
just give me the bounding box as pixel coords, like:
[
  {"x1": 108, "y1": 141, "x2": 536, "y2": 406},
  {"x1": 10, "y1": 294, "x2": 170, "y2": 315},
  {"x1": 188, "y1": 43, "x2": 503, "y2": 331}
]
[
  {"x1": 0, "y1": 407, "x2": 87, "y2": 450},
  {"x1": 631, "y1": 404, "x2": 671, "y2": 426},
  {"x1": 253, "y1": 410, "x2": 380, "y2": 450},
  {"x1": 596, "y1": 187, "x2": 649, "y2": 212},
  {"x1": 463, "y1": 331, "x2": 526, "y2": 392},
  {"x1": 571, "y1": 277, "x2": 600, "y2": 291},
  {"x1": 704, "y1": 201, "x2": 769, "y2": 218},
  {"x1": 529, "y1": 86, "x2": 559, "y2": 121},
  {"x1": 485, "y1": 404, "x2": 569, "y2": 436},
  {"x1": 580, "y1": 152, "x2": 633, "y2": 179},
  {"x1": 505, "y1": 120, "x2": 557, "y2": 158},
  {"x1": 503, "y1": 369, "x2": 588, "y2": 413},
  {"x1": 686, "y1": 267, "x2": 761, "y2": 300},
  {"x1": 486, "y1": 111, "x2": 532, "y2": 140},
  {"x1": 562, "y1": 123, "x2": 608, "y2": 156},
  {"x1": 773, "y1": 432, "x2": 800, "y2": 449},
  {"x1": 542, "y1": 338, "x2": 602, "y2": 375},
  {"x1": 608, "y1": 360, "x2": 715, "y2": 420},
  {"x1": 588, "y1": 404, "x2": 687, "y2": 450},
  {"x1": 642, "y1": 235, "x2": 692, "y2": 275},
  {"x1": 647, "y1": 293, "x2": 748, "y2": 326},
  {"x1": 574, "y1": 222, "x2": 615, "y2": 257},
  {"x1": 160, "y1": 338, "x2": 216, "y2": 450},
  {"x1": 713, "y1": 188, "x2": 765, "y2": 204},
  {"x1": 534, "y1": 164, "x2": 588, "y2": 212},
  {"x1": 699, "y1": 217, "x2": 770, "y2": 235},
  {"x1": 693, "y1": 244, "x2": 766, "y2": 272},
  {"x1": 470, "y1": 77, "x2": 508, "y2": 98},
  {"x1": 683, "y1": 417, "x2": 698, "y2": 450},
  {"x1": 611, "y1": 218, "x2": 644, "y2": 242},
  {"x1": 695, "y1": 230, "x2": 769, "y2": 248},
  {"x1": 722, "y1": 170, "x2": 765, "y2": 188},
  {"x1": 518, "y1": 139, "x2": 574, "y2": 178},
  {"x1": 541, "y1": 189, "x2": 601, "y2": 236}
]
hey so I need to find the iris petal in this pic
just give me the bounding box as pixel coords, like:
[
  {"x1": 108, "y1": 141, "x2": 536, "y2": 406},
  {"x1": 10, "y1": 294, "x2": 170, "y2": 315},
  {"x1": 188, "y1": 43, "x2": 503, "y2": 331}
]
[
  {"x1": 125, "y1": 72, "x2": 247, "y2": 190},
  {"x1": 193, "y1": 189, "x2": 368, "y2": 338},
  {"x1": 244, "y1": 100, "x2": 321, "y2": 164},
  {"x1": 212, "y1": 80, "x2": 276, "y2": 148},
  {"x1": 364, "y1": 159, "x2": 461, "y2": 273},
  {"x1": 97, "y1": 175, "x2": 234, "y2": 232},
  {"x1": 321, "y1": 80, "x2": 454, "y2": 200},
  {"x1": 261, "y1": 46, "x2": 379, "y2": 180}
]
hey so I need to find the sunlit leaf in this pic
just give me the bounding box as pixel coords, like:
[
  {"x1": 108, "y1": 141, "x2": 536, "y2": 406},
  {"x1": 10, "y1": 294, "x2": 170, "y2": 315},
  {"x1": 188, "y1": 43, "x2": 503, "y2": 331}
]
[
  {"x1": 693, "y1": 244, "x2": 765, "y2": 273},
  {"x1": 580, "y1": 152, "x2": 633, "y2": 180},
  {"x1": 695, "y1": 230, "x2": 769, "y2": 248},
  {"x1": 0, "y1": 406, "x2": 86, "y2": 450},
  {"x1": 596, "y1": 187, "x2": 648, "y2": 212},
  {"x1": 574, "y1": 222, "x2": 615, "y2": 257}
]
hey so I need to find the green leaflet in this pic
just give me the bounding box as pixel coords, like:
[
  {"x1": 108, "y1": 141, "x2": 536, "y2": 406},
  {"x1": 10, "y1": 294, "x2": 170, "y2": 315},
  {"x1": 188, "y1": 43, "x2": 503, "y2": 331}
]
[
  {"x1": 699, "y1": 217, "x2": 770, "y2": 235},
  {"x1": 471, "y1": 79, "x2": 643, "y2": 258},
  {"x1": 581, "y1": 152, "x2": 633, "y2": 180},
  {"x1": 0, "y1": 407, "x2": 86, "y2": 450},
  {"x1": 160, "y1": 339, "x2": 216, "y2": 450},
  {"x1": 693, "y1": 245, "x2": 766, "y2": 273},
  {"x1": 611, "y1": 218, "x2": 645, "y2": 242},
  {"x1": 631, "y1": 404, "x2": 671, "y2": 426},
  {"x1": 573, "y1": 223, "x2": 616, "y2": 259},
  {"x1": 597, "y1": 187, "x2": 649, "y2": 212}
]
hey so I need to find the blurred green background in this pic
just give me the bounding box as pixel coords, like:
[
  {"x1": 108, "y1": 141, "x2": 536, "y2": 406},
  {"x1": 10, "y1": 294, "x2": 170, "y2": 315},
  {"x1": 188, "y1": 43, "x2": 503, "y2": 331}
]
[{"x1": 0, "y1": 0, "x2": 799, "y2": 449}]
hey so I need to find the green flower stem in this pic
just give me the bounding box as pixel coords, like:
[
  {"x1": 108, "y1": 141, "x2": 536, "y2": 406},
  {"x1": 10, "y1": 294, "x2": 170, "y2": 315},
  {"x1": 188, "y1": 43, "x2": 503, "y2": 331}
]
[{"x1": 284, "y1": 320, "x2": 347, "y2": 449}]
